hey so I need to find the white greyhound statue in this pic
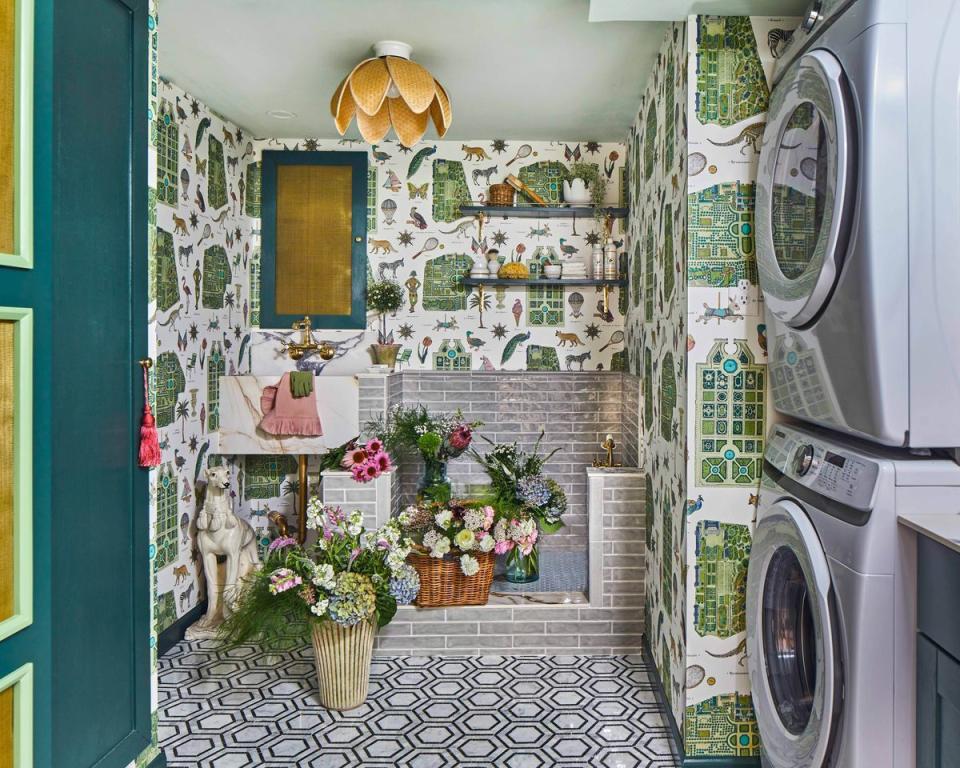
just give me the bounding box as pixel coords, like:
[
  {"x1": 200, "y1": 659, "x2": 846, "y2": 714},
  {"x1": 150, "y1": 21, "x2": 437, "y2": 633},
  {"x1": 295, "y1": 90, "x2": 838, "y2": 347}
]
[{"x1": 185, "y1": 465, "x2": 261, "y2": 640}]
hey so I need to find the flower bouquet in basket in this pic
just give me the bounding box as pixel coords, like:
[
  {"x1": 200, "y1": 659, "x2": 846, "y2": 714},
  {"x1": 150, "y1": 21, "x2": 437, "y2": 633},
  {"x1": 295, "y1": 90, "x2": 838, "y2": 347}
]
[
  {"x1": 369, "y1": 404, "x2": 481, "y2": 503},
  {"x1": 399, "y1": 500, "x2": 499, "y2": 607},
  {"x1": 219, "y1": 502, "x2": 419, "y2": 710},
  {"x1": 471, "y1": 431, "x2": 568, "y2": 583}
]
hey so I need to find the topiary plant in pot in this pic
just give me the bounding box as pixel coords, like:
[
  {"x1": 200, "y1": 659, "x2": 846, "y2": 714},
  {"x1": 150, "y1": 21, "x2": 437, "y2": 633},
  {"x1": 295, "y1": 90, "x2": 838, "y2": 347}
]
[{"x1": 367, "y1": 279, "x2": 405, "y2": 370}]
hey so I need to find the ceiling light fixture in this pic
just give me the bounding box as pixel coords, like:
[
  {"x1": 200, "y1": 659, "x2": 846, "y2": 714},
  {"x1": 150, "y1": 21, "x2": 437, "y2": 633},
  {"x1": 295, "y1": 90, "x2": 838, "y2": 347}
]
[
  {"x1": 267, "y1": 109, "x2": 297, "y2": 119},
  {"x1": 330, "y1": 40, "x2": 451, "y2": 146}
]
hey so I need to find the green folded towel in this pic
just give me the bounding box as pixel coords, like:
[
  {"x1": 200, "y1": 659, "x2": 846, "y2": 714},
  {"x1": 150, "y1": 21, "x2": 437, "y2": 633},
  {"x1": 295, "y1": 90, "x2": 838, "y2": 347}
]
[{"x1": 289, "y1": 371, "x2": 314, "y2": 398}]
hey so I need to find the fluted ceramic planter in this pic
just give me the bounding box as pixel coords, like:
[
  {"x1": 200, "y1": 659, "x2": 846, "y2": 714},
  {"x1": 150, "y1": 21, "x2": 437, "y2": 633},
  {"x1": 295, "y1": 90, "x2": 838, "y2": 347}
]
[{"x1": 310, "y1": 619, "x2": 376, "y2": 710}]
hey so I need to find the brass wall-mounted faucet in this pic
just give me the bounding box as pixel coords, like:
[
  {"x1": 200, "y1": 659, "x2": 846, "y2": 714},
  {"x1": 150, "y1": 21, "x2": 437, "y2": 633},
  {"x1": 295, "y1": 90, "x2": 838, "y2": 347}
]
[
  {"x1": 279, "y1": 316, "x2": 335, "y2": 361},
  {"x1": 592, "y1": 434, "x2": 621, "y2": 468}
]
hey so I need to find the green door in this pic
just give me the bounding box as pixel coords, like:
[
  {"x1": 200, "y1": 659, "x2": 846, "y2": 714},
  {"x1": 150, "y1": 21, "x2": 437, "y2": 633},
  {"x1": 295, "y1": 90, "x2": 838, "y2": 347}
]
[{"x1": 0, "y1": 0, "x2": 151, "y2": 766}]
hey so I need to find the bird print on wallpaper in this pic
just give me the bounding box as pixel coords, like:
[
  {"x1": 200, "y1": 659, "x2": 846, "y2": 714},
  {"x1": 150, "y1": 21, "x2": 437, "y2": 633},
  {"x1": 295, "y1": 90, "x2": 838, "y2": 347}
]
[
  {"x1": 407, "y1": 207, "x2": 428, "y2": 230},
  {"x1": 195, "y1": 116, "x2": 211, "y2": 145},
  {"x1": 195, "y1": 185, "x2": 206, "y2": 212},
  {"x1": 501, "y1": 332, "x2": 530, "y2": 366},
  {"x1": 371, "y1": 144, "x2": 392, "y2": 164},
  {"x1": 181, "y1": 135, "x2": 192, "y2": 162},
  {"x1": 511, "y1": 299, "x2": 523, "y2": 327},
  {"x1": 175, "y1": 96, "x2": 188, "y2": 122},
  {"x1": 465, "y1": 331, "x2": 485, "y2": 350},
  {"x1": 407, "y1": 145, "x2": 436, "y2": 178},
  {"x1": 558, "y1": 238, "x2": 579, "y2": 256}
]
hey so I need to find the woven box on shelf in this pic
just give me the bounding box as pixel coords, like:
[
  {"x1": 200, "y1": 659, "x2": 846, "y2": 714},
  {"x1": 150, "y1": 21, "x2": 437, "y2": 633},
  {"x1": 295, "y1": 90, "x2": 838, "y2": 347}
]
[
  {"x1": 407, "y1": 550, "x2": 495, "y2": 607},
  {"x1": 488, "y1": 183, "x2": 515, "y2": 206}
]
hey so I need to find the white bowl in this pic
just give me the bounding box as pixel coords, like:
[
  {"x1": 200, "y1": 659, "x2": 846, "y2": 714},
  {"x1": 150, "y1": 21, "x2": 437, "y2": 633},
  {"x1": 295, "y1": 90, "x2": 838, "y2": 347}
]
[{"x1": 543, "y1": 265, "x2": 562, "y2": 279}]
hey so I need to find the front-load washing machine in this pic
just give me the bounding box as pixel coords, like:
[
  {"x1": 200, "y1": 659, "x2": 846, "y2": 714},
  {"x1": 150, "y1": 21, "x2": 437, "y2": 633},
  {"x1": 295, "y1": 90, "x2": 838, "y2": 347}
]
[
  {"x1": 756, "y1": 0, "x2": 960, "y2": 447},
  {"x1": 747, "y1": 423, "x2": 960, "y2": 767}
]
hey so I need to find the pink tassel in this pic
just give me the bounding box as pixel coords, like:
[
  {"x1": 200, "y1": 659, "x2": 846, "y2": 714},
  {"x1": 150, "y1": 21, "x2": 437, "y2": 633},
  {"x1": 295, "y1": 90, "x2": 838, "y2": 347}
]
[
  {"x1": 138, "y1": 364, "x2": 161, "y2": 468},
  {"x1": 139, "y1": 405, "x2": 161, "y2": 467}
]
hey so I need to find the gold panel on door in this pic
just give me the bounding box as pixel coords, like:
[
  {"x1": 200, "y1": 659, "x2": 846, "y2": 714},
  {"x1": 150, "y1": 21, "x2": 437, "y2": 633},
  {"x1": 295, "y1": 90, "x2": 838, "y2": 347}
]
[{"x1": 0, "y1": 309, "x2": 31, "y2": 641}]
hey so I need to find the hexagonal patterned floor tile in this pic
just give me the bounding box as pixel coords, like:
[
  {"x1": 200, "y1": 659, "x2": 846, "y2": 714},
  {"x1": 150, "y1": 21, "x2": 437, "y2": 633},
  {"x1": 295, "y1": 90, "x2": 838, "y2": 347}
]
[{"x1": 159, "y1": 641, "x2": 679, "y2": 767}]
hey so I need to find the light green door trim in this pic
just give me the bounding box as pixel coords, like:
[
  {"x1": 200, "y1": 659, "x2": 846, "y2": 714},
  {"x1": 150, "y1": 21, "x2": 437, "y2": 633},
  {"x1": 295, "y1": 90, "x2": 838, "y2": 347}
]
[
  {"x1": 0, "y1": 0, "x2": 34, "y2": 269},
  {"x1": 0, "y1": 662, "x2": 33, "y2": 767},
  {"x1": 0, "y1": 306, "x2": 32, "y2": 642}
]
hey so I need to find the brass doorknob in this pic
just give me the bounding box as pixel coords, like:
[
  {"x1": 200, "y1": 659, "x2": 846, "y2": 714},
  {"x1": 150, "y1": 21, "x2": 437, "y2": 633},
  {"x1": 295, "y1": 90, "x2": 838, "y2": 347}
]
[
  {"x1": 138, "y1": 358, "x2": 153, "y2": 370},
  {"x1": 354, "y1": 236, "x2": 362, "y2": 243}
]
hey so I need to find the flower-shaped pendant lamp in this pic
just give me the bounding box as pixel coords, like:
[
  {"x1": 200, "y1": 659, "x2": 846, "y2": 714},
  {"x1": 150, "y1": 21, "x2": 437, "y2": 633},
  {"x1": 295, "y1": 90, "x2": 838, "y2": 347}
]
[{"x1": 330, "y1": 41, "x2": 451, "y2": 146}]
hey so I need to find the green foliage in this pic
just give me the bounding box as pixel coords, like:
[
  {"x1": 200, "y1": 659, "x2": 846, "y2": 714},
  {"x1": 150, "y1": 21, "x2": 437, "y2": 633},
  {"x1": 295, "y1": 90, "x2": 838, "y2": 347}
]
[
  {"x1": 567, "y1": 161, "x2": 608, "y2": 210},
  {"x1": 367, "y1": 279, "x2": 405, "y2": 313},
  {"x1": 417, "y1": 432, "x2": 443, "y2": 458}
]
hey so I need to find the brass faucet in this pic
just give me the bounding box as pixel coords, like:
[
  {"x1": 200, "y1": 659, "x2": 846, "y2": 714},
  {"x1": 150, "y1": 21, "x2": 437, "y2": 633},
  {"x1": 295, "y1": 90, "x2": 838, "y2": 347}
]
[
  {"x1": 593, "y1": 434, "x2": 621, "y2": 468},
  {"x1": 279, "y1": 316, "x2": 335, "y2": 361}
]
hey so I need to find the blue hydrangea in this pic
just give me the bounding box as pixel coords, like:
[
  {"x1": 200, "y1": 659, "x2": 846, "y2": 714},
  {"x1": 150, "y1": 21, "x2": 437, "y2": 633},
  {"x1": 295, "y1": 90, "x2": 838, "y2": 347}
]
[
  {"x1": 388, "y1": 564, "x2": 421, "y2": 606},
  {"x1": 517, "y1": 475, "x2": 551, "y2": 507}
]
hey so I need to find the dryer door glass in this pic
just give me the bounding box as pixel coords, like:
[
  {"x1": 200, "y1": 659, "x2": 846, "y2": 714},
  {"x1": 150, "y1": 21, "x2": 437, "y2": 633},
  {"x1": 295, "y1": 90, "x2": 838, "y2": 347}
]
[
  {"x1": 757, "y1": 50, "x2": 854, "y2": 328},
  {"x1": 762, "y1": 545, "x2": 817, "y2": 734}
]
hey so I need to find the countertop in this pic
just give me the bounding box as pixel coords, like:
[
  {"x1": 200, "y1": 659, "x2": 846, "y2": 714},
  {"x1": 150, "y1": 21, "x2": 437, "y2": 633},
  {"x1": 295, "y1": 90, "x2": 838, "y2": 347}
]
[{"x1": 898, "y1": 511, "x2": 960, "y2": 556}]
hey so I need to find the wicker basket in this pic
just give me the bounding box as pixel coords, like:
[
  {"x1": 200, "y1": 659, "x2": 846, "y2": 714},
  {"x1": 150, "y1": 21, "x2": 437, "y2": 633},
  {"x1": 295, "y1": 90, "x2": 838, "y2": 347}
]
[
  {"x1": 488, "y1": 183, "x2": 515, "y2": 206},
  {"x1": 408, "y1": 550, "x2": 495, "y2": 607},
  {"x1": 311, "y1": 618, "x2": 376, "y2": 710}
]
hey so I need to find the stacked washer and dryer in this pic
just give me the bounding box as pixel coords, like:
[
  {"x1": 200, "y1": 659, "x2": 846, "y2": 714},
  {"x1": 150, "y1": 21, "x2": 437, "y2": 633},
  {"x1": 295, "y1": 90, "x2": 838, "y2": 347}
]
[{"x1": 747, "y1": 0, "x2": 960, "y2": 766}]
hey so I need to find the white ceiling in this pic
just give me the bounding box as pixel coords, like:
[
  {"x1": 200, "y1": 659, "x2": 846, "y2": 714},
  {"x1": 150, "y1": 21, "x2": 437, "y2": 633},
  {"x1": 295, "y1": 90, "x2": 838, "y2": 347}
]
[
  {"x1": 588, "y1": 0, "x2": 808, "y2": 22},
  {"x1": 158, "y1": 0, "x2": 803, "y2": 142}
]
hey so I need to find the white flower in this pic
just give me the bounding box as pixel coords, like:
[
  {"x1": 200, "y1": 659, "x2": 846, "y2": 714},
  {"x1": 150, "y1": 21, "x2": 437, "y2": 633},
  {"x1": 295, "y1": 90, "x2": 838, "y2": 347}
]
[
  {"x1": 477, "y1": 533, "x2": 495, "y2": 553},
  {"x1": 347, "y1": 510, "x2": 363, "y2": 536},
  {"x1": 312, "y1": 563, "x2": 335, "y2": 590},
  {"x1": 463, "y1": 508, "x2": 485, "y2": 531},
  {"x1": 430, "y1": 536, "x2": 451, "y2": 558},
  {"x1": 460, "y1": 554, "x2": 479, "y2": 576},
  {"x1": 310, "y1": 598, "x2": 329, "y2": 617},
  {"x1": 434, "y1": 509, "x2": 453, "y2": 528},
  {"x1": 399, "y1": 506, "x2": 418, "y2": 526},
  {"x1": 454, "y1": 529, "x2": 476, "y2": 551},
  {"x1": 423, "y1": 530, "x2": 439, "y2": 549}
]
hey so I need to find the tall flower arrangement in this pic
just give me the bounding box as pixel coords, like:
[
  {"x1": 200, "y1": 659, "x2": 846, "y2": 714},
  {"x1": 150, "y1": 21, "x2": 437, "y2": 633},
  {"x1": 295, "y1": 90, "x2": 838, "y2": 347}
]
[
  {"x1": 219, "y1": 503, "x2": 419, "y2": 651},
  {"x1": 470, "y1": 431, "x2": 567, "y2": 534},
  {"x1": 369, "y1": 404, "x2": 481, "y2": 502}
]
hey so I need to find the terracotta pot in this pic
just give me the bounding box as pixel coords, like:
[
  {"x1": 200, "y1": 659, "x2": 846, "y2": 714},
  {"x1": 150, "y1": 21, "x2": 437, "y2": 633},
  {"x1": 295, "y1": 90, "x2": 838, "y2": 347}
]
[
  {"x1": 311, "y1": 619, "x2": 376, "y2": 710},
  {"x1": 370, "y1": 343, "x2": 401, "y2": 370}
]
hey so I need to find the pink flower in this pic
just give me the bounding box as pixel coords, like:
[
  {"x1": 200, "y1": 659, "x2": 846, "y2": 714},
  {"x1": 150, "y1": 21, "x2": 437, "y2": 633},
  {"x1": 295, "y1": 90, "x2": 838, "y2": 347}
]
[
  {"x1": 365, "y1": 438, "x2": 384, "y2": 454},
  {"x1": 351, "y1": 464, "x2": 368, "y2": 482},
  {"x1": 268, "y1": 536, "x2": 298, "y2": 552},
  {"x1": 341, "y1": 447, "x2": 368, "y2": 469},
  {"x1": 481, "y1": 505, "x2": 495, "y2": 530},
  {"x1": 364, "y1": 462, "x2": 380, "y2": 480},
  {"x1": 494, "y1": 540, "x2": 514, "y2": 555},
  {"x1": 449, "y1": 425, "x2": 473, "y2": 451},
  {"x1": 374, "y1": 451, "x2": 392, "y2": 472}
]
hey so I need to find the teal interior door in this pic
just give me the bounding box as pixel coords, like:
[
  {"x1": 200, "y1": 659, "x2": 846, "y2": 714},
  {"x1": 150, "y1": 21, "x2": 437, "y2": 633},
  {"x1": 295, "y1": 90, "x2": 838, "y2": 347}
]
[{"x1": 0, "y1": 0, "x2": 151, "y2": 766}]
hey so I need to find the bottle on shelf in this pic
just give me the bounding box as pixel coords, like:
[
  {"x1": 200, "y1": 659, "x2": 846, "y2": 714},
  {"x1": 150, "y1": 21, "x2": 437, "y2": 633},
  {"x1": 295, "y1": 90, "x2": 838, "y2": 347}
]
[
  {"x1": 603, "y1": 238, "x2": 618, "y2": 281},
  {"x1": 591, "y1": 243, "x2": 604, "y2": 280}
]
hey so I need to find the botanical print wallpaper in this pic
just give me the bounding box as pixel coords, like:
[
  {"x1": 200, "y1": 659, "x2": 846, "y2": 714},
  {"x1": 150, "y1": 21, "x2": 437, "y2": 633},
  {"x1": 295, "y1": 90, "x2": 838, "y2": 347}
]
[
  {"x1": 682, "y1": 15, "x2": 790, "y2": 759},
  {"x1": 625, "y1": 20, "x2": 689, "y2": 732},
  {"x1": 627, "y1": 15, "x2": 793, "y2": 758},
  {"x1": 243, "y1": 138, "x2": 628, "y2": 376},
  {"x1": 149, "y1": 77, "x2": 258, "y2": 641}
]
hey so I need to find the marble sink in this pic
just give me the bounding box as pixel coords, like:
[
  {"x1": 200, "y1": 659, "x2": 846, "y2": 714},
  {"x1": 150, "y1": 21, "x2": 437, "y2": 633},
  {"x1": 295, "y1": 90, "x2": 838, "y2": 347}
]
[{"x1": 212, "y1": 375, "x2": 359, "y2": 455}]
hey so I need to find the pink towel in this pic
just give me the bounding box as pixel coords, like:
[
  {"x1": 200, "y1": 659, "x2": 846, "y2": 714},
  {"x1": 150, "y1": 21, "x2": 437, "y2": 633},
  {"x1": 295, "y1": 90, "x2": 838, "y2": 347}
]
[{"x1": 259, "y1": 373, "x2": 323, "y2": 437}]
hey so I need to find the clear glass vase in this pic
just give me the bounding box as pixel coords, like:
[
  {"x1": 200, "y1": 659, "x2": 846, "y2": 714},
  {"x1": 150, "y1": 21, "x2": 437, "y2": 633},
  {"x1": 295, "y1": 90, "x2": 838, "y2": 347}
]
[
  {"x1": 505, "y1": 543, "x2": 540, "y2": 584},
  {"x1": 419, "y1": 457, "x2": 451, "y2": 502}
]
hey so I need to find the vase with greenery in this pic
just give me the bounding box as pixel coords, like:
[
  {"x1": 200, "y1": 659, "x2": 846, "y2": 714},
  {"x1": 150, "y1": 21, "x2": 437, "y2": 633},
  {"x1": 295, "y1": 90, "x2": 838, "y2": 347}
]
[
  {"x1": 369, "y1": 404, "x2": 482, "y2": 503},
  {"x1": 219, "y1": 503, "x2": 419, "y2": 709},
  {"x1": 565, "y1": 161, "x2": 609, "y2": 223},
  {"x1": 470, "y1": 431, "x2": 567, "y2": 583},
  {"x1": 367, "y1": 279, "x2": 405, "y2": 370}
]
